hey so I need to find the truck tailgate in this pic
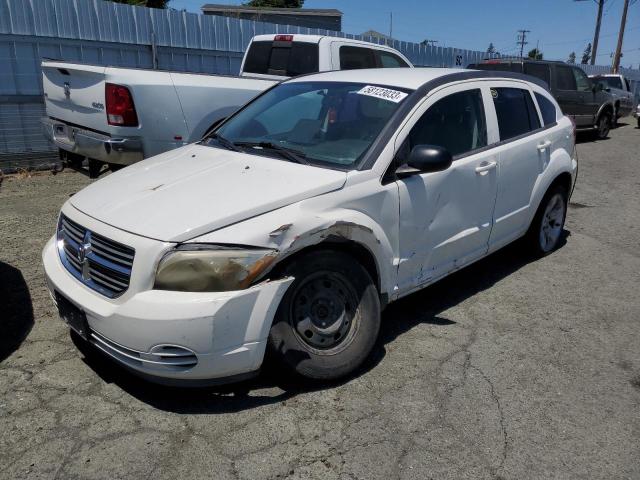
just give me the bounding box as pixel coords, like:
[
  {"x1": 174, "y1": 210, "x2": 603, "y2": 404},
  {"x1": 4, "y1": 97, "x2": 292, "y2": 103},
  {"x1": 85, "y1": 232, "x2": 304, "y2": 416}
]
[{"x1": 42, "y1": 62, "x2": 108, "y2": 133}]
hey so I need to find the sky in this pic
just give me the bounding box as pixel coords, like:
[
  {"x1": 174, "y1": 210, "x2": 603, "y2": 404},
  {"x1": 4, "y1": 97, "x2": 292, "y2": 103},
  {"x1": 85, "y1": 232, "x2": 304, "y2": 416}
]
[{"x1": 169, "y1": 0, "x2": 640, "y2": 67}]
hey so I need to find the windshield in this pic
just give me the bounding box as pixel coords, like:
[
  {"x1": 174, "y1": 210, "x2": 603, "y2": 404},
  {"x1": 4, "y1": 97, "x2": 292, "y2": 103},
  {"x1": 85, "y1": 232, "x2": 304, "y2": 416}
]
[{"x1": 210, "y1": 81, "x2": 411, "y2": 169}]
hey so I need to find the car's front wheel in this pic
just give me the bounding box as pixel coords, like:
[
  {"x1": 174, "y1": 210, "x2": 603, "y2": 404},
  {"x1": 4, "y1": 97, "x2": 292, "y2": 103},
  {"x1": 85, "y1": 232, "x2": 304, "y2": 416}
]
[
  {"x1": 268, "y1": 250, "x2": 380, "y2": 381},
  {"x1": 526, "y1": 184, "x2": 568, "y2": 256}
]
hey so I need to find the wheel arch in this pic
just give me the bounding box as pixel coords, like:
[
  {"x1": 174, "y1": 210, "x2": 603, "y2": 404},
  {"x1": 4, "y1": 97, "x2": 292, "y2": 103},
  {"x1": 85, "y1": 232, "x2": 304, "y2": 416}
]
[{"x1": 268, "y1": 236, "x2": 385, "y2": 307}]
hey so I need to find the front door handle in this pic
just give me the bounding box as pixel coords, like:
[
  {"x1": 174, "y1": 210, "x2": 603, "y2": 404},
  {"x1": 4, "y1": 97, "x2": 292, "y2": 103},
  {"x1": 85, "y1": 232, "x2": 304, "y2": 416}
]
[
  {"x1": 475, "y1": 161, "x2": 497, "y2": 174},
  {"x1": 537, "y1": 140, "x2": 552, "y2": 152}
]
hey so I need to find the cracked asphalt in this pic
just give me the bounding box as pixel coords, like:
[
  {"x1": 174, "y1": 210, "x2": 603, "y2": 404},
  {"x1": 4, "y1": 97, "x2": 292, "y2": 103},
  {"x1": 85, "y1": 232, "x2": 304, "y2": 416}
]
[{"x1": 1, "y1": 120, "x2": 639, "y2": 480}]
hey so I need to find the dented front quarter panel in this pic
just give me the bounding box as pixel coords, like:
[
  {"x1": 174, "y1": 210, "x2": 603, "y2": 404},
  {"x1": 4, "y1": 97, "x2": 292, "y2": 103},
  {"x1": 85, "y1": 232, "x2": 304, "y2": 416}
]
[{"x1": 187, "y1": 170, "x2": 401, "y2": 297}]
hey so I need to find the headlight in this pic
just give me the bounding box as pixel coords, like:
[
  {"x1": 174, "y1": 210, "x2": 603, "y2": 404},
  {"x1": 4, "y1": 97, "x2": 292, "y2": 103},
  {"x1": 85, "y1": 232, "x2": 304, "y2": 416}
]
[{"x1": 154, "y1": 244, "x2": 277, "y2": 292}]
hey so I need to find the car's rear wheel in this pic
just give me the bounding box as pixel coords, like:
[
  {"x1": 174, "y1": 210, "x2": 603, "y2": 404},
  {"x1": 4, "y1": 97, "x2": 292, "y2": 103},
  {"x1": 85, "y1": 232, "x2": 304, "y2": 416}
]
[
  {"x1": 268, "y1": 250, "x2": 380, "y2": 381},
  {"x1": 526, "y1": 184, "x2": 568, "y2": 256},
  {"x1": 595, "y1": 112, "x2": 611, "y2": 139}
]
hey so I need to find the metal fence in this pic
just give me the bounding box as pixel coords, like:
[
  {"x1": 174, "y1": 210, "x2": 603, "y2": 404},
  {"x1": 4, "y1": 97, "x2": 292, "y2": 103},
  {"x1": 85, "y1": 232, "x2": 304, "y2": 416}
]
[{"x1": 1, "y1": 0, "x2": 638, "y2": 169}]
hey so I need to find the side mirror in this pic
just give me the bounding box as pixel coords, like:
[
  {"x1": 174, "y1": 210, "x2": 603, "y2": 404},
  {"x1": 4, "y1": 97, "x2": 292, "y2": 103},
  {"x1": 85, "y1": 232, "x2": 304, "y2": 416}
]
[{"x1": 396, "y1": 145, "x2": 453, "y2": 178}]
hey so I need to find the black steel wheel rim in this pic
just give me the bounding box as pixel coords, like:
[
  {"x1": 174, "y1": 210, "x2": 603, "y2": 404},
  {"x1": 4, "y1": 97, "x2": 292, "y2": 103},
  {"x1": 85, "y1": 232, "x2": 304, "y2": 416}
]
[{"x1": 288, "y1": 271, "x2": 359, "y2": 354}]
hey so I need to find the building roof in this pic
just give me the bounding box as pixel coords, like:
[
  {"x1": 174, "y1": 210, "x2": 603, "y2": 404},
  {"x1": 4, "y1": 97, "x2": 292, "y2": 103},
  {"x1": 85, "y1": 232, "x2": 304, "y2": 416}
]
[{"x1": 201, "y1": 4, "x2": 342, "y2": 17}]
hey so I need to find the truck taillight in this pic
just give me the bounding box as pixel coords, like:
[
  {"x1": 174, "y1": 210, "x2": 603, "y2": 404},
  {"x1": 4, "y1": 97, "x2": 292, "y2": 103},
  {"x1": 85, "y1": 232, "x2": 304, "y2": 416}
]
[{"x1": 105, "y1": 83, "x2": 138, "y2": 126}]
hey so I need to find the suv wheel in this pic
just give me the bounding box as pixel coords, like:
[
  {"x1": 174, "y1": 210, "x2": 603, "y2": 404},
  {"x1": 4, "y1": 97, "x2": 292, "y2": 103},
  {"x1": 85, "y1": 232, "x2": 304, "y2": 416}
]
[
  {"x1": 526, "y1": 184, "x2": 568, "y2": 256},
  {"x1": 268, "y1": 250, "x2": 380, "y2": 381},
  {"x1": 596, "y1": 112, "x2": 611, "y2": 139}
]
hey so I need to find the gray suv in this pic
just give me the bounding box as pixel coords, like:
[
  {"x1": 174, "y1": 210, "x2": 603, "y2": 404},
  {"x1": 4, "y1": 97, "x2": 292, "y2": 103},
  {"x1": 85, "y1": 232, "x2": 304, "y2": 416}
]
[{"x1": 468, "y1": 59, "x2": 615, "y2": 139}]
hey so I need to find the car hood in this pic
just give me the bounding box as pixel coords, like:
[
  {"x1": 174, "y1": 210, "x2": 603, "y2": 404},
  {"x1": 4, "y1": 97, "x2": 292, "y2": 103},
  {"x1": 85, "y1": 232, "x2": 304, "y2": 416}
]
[{"x1": 70, "y1": 144, "x2": 347, "y2": 242}]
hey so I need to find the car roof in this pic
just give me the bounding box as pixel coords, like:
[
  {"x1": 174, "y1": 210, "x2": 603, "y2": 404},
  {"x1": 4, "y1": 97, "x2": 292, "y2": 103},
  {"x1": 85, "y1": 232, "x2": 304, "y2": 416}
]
[{"x1": 286, "y1": 67, "x2": 546, "y2": 91}]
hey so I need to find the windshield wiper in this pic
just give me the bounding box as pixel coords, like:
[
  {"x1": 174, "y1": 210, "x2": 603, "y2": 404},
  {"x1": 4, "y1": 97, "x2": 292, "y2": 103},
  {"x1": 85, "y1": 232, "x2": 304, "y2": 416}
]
[
  {"x1": 206, "y1": 132, "x2": 240, "y2": 152},
  {"x1": 234, "y1": 141, "x2": 309, "y2": 165}
]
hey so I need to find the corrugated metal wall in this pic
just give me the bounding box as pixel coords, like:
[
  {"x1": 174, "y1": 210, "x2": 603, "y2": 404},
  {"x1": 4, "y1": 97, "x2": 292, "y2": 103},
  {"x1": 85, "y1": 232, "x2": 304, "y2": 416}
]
[{"x1": 0, "y1": 0, "x2": 638, "y2": 169}]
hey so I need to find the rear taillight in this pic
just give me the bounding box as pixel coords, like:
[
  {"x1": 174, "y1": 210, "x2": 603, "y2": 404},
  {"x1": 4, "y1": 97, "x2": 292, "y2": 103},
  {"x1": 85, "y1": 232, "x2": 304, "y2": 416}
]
[{"x1": 105, "y1": 83, "x2": 138, "y2": 126}]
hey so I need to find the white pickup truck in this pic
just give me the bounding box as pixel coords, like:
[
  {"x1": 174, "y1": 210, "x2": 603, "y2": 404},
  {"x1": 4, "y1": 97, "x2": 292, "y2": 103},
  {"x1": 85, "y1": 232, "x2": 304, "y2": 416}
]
[
  {"x1": 41, "y1": 34, "x2": 412, "y2": 176},
  {"x1": 588, "y1": 73, "x2": 635, "y2": 123}
]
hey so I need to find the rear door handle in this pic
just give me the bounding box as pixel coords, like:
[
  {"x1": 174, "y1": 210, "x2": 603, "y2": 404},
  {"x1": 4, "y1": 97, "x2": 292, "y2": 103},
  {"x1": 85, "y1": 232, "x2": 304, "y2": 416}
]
[
  {"x1": 537, "y1": 140, "x2": 552, "y2": 152},
  {"x1": 475, "y1": 161, "x2": 497, "y2": 174}
]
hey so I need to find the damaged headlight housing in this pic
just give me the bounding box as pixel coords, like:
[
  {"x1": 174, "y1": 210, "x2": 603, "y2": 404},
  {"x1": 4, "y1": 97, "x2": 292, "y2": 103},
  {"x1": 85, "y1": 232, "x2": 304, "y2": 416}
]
[{"x1": 154, "y1": 244, "x2": 277, "y2": 292}]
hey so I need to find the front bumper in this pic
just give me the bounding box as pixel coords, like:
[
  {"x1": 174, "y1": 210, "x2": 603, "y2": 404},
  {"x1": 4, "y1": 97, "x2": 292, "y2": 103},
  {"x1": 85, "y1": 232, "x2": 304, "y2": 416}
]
[
  {"x1": 41, "y1": 117, "x2": 144, "y2": 165},
  {"x1": 42, "y1": 230, "x2": 293, "y2": 386}
]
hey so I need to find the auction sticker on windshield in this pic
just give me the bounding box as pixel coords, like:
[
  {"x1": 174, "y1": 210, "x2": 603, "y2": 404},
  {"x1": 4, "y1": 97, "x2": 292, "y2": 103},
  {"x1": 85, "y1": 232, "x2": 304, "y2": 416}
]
[{"x1": 357, "y1": 85, "x2": 408, "y2": 103}]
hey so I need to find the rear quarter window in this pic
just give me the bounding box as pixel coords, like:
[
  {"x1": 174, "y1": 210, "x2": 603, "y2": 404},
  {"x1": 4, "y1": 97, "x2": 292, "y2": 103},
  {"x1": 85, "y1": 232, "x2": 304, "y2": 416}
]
[
  {"x1": 339, "y1": 46, "x2": 377, "y2": 70},
  {"x1": 534, "y1": 93, "x2": 558, "y2": 126},
  {"x1": 524, "y1": 63, "x2": 551, "y2": 86}
]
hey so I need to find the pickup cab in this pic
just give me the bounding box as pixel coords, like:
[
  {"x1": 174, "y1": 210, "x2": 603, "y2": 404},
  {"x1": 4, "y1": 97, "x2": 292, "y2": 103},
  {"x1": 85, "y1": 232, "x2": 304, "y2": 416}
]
[
  {"x1": 41, "y1": 34, "x2": 412, "y2": 177},
  {"x1": 588, "y1": 73, "x2": 634, "y2": 123}
]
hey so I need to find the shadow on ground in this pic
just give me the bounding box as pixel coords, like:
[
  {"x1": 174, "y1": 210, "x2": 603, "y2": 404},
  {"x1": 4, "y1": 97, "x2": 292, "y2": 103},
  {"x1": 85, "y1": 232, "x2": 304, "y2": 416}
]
[
  {"x1": 0, "y1": 261, "x2": 34, "y2": 363},
  {"x1": 74, "y1": 232, "x2": 569, "y2": 414}
]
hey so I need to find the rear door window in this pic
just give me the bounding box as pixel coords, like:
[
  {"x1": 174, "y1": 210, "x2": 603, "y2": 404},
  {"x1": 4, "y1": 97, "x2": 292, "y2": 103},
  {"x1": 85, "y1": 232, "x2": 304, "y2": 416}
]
[
  {"x1": 492, "y1": 87, "x2": 540, "y2": 141},
  {"x1": 243, "y1": 41, "x2": 319, "y2": 77},
  {"x1": 377, "y1": 51, "x2": 410, "y2": 68},
  {"x1": 339, "y1": 46, "x2": 377, "y2": 70},
  {"x1": 524, "y1": 63, "x2": 551, "y2": 86},
  {"x1": 556, "y1": 66, "x2": 577, "y2": 90},
  {"x1": 535, "y1": 93, "x2": 558, "y2": 125}
]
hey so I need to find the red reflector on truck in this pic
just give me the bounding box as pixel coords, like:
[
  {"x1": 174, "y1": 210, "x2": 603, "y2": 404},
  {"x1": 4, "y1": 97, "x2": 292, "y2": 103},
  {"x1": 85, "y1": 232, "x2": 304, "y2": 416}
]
[
  {"x1": 105, "y1": 83, "x2": 138, "y2": 127},
  {"x1": 274, "y1": 34, "x2": 293, "y2": 42}
]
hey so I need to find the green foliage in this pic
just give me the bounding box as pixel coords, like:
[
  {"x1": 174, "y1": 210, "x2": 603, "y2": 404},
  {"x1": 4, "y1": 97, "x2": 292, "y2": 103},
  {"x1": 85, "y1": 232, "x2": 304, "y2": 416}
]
[
  {"x1": 581, "y1": 43, "x2": 592, "y2": 64},
  {"x1": 107, "y1": 0, "x2": 170, "y2": 7},
  {"x1": 527, "y1": 48, "x2": 543, "y2": 60},
  {"x1": 567, "y1": 52, "x2": 576, "y2": 64},
  {"x1": 245, "y1": 0, "x2": 304, "y2": 7},
  {"x1": 486, "y1": 42, "x2": 496, "y2": 54}
]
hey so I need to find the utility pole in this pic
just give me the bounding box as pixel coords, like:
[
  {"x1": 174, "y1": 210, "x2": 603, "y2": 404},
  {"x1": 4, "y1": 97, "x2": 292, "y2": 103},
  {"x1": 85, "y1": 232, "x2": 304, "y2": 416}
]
[
  {"x1": 517, "y1": 29, "x2": 530, "y2": 58},
  {"x1": 389, "y1": 12, "x2": 393, "y2": 45},
  {"x1": 574, "y1": 0, "x2": 606, "y2": 65},
  {"x1": 612, "y1": 0, "x2": 634, "y2": 72}
]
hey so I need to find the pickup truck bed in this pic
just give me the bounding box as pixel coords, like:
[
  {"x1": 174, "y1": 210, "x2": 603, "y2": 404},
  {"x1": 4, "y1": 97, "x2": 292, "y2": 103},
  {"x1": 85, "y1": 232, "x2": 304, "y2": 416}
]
[{"x1": 42, "y1": 61, "x2": 276, "y2": 166}]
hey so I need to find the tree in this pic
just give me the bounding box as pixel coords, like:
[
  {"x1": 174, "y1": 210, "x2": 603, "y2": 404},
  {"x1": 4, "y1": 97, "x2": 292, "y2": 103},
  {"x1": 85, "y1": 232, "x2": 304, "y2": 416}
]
[
  {"x1": 487, "y1": 42, "x2": 496, "y2": 55},
  {"x1": 108, "y1": 0, "x2": 170, "y2": 7},
  {"x1": 527, "y1": 48, "x2": 543, "y2": 60},
  {"x1": 567, "y1": 52, "x2": 576, "y2": 64},
  {"x1": 245, "y1": 0, "x2": 304, "y2": 7},
  {"x1": 581, "y1": 43, "x2": 592, "y2": 64}
]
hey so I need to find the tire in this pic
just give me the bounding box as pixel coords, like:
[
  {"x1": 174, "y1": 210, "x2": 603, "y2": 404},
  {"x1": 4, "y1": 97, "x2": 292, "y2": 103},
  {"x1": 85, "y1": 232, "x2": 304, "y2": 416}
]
[
  {"x1": 526, "y1": 184, "x2": 568, "y2": 257},
  {"x1": 595, "y1": 112, "x2": 611, "y2": 139},
  {"x1": 268, "y1": 250, "x2": 381, "y2": 381},
  {"x1": 88, "y1": 159, "x2": 103, "y2": 179}
]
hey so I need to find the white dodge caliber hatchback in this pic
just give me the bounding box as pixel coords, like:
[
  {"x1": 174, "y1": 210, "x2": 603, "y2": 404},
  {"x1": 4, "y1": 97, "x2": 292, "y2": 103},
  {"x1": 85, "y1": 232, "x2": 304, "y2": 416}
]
[{"x1": 43, "y1": 68, "x2": 578, "y2": 386}]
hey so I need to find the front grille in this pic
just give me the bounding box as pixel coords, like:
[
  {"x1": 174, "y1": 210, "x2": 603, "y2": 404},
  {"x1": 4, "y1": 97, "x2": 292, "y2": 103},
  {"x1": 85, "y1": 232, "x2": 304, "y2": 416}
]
[{"x1": 57, "y1": 214, "x2": 135, "y2": 298}]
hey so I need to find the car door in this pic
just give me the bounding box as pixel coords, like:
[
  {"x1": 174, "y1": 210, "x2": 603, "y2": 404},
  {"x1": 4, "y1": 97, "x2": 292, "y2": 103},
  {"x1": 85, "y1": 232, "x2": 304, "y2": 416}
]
[
  {"x1": 573, "y1": 67, "x2": 598, "y2": 124},
  {"x1": 554, "y1": 65, "x2": 587, "y2": 126},
  {"x1": 486, "y1": 83, "x2": 548, "y2": 250},
  {"x1": 394, "y1": 84, "x2": 499, "y2": 293}
]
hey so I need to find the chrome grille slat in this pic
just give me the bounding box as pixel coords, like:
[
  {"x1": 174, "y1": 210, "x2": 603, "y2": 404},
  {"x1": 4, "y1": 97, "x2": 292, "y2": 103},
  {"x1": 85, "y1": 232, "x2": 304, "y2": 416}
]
[
  {"x1": 89, "y1": 243, "x2": 134, "y2": 267},
  {"x1": 89, "y1": 267, "x2": 129, "y2": 289},
  {"x1": 57, "y1": 214, "x2": 135, "y2": 298}
]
